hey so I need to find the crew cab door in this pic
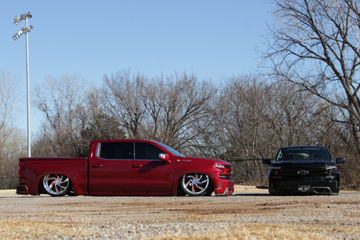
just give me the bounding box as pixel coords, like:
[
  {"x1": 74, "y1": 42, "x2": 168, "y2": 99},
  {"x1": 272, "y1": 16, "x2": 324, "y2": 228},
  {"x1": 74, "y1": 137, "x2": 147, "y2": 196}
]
[
  {"x1": 89, "y1": 142, "x2": 133, "y2": 195},
  {"x1": 127, "y1": 142, "x2": 174, "y2": 195}
]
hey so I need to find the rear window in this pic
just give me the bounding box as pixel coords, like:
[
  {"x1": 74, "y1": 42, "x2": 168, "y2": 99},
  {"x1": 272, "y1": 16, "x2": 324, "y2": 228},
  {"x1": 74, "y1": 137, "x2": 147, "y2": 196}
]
[{"x1": 276, "y1": 148, "x2": 332, "y2": 162}]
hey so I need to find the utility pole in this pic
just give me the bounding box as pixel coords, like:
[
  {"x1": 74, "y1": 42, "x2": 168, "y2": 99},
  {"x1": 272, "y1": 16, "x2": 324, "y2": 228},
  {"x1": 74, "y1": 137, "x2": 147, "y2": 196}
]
[{"x1": 13, "y1": 12, "x2": 33, "y2": 157}]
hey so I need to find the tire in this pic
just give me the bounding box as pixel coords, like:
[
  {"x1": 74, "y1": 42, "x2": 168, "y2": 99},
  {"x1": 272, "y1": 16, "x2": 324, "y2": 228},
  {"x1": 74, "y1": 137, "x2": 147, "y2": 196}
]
[
  {"x1": 269, "y1": 189, "x2": 278, "y2": 195},
  {"x1": 42, "y1": 174, "x2": 70, "y2": 196},
  {"x1": 180, "y1": 173, "x2": 211, "y2": 196},
  {"x1": 268, "y1": 181, "x2": 279, "y2": 195},
  {"x1": 331, "y1": 179, "x2": 339, "y2": 195},
  {"x1": 177, "y1": 181, "x2": 186, "y2": 196}
]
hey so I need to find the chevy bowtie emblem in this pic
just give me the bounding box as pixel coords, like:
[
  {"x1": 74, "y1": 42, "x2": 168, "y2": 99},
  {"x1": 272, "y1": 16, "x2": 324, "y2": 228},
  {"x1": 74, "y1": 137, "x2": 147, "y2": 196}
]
[{"x1": 297, "y1": 170, "x2": 309, "y2": 175}]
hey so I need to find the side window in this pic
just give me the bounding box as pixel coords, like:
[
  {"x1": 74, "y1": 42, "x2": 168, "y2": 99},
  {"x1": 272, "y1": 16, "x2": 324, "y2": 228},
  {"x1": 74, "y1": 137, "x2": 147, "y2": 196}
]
[
  {"x1": 135, "y1": 142, "x2": 162, "y2": 160},
  {"x1": 99, "y1": 142, "x2": 133, "y2": 160}
]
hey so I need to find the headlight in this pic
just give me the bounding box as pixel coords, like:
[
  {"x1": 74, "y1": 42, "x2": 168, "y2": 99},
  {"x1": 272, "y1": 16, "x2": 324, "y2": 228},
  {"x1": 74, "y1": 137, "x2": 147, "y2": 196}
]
[
  {"x1": 214, "y1": 163, "x2": 226, "y2": 169},
  {"x1": 325, "y1": 165, "x2": 337, "y2": 170},
  {"x1": 271, "y1": 166, "x2": 281, "y2": 170}
]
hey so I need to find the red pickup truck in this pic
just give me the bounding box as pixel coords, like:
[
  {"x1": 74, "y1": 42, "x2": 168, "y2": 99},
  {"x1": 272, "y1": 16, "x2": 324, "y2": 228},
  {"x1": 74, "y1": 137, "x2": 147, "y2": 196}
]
[{"x1": 17, "y1": 139, "x2": 234, "y2": 196}]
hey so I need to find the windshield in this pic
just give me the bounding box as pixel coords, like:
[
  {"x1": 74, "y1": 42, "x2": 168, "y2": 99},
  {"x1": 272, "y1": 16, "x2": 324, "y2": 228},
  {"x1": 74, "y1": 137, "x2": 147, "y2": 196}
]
[
  {"x1": 275, "y1": 148, "x2": 332, "y2": 162},
  {"x1": 153, "y1": 141, "x2": 185, "y2": 157}
]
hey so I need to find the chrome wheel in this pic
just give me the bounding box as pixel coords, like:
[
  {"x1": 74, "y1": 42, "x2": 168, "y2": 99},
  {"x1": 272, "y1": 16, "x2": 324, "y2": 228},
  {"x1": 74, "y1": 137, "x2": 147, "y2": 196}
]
[
  {"x1": 181, "y1": 173, "x2": 210, "y2": 196},
  {"x1": 42, "y1": 174, "x2": 70, "y2": 196}
]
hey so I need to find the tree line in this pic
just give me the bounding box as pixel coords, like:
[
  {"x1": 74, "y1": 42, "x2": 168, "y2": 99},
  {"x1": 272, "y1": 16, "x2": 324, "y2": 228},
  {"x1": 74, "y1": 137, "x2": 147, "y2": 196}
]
[
  {"x1": 0, "y1": 71, "x2": 359, "y2": 189},
  {"x1": 29, "y1": 72, "x2": 360, "y2": 188},
  {"x1": 1, "y1": 0, "x2": 360, "y2": 189}
]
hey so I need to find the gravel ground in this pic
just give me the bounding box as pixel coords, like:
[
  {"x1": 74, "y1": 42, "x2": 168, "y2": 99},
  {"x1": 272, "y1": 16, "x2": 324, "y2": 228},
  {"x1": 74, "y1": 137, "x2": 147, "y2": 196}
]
[{"x1": 0, "y1": 186, "x2": 359, "y2": 239}]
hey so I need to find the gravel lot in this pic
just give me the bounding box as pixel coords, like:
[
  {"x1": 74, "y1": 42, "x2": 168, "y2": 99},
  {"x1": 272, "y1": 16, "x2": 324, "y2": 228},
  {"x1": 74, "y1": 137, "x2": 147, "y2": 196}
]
[{"x1": 0, "y1": 186, "x2": 359, "y2": 240}]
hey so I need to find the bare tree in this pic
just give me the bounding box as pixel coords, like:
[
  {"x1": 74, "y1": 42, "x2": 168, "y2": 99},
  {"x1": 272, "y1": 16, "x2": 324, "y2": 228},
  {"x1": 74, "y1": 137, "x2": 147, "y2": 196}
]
[
  {"x1": 102, "y1": 71, "x2": 146, "y2": 139},
  {"x1": 268, "y1": 0, "x2": 360, "y2": 152},
  {"x1": 146, "y1": 74, "x2": 215, "y2": 152},
  {"x1": 79, "y1": 89, "x2": 126, "y2": 143},
  {"x1": 0, "y1": 72, "x2": 17, "y2": 153},
  {"x1": 212, "y1": 77, "x2": 270, "y2": 183},
  {"x1": 34, "y1": 77, "x2": 126, "y2": 157},
  {"x1": 0, "y1": 71, "x2": 26, "y2": 188},
  {"x1": 0, "y1": 128, "x2": 26, "y2": 189},
  {"x1": 34, "y1": 75, "x2": 87, "y2": 156},
  {"x1": 101, "y1": 72, "x2": 215, "y2": 153},
  {"x1": 264, "y1": 81, "x2": 320, "y2": 146},
  {"x1": 206, "y1": 76, "x2": 343, "y2": 184}
]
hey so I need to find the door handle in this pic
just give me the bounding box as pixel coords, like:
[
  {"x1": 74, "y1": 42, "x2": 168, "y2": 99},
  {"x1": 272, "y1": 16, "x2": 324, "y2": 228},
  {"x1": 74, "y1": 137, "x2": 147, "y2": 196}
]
[
  {"x1": 92, "y1": 163, "x2": 104, "y2": 168},
  {"x1": 131, "y1": 164, "x2": 143, "y2": 168}
]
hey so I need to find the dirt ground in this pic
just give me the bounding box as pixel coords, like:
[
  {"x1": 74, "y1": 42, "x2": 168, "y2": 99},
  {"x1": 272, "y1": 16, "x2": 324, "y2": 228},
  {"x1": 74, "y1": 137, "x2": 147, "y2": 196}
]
[{"x1": 0, "y1": 185, "x2": 359, "y2": 239}]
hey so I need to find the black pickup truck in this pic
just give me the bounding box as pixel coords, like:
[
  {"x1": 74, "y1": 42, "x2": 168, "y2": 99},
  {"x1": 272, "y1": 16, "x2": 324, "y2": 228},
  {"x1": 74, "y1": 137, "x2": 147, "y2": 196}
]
[{"x1": 263, "y1": 146, "x2": 345, "y2": 195}]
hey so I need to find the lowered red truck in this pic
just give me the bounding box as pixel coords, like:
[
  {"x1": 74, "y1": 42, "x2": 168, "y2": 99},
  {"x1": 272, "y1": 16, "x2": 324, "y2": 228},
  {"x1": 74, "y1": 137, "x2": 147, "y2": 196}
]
[{"x1": 17, "y1": 139, "x2": 234, "y2": 196}]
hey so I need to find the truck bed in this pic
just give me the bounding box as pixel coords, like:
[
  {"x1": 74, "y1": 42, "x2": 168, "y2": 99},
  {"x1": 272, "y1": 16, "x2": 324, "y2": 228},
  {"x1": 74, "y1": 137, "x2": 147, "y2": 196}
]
[{"x1": 18, "y1": 157, "x2": 88, "y2": 195}]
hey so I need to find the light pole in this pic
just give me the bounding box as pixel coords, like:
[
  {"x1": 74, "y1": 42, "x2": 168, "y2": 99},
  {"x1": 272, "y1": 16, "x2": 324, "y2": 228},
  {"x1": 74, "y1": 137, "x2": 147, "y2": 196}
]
[{"x1": 13, "y1": 12, "x2": 33, "y2": 157}]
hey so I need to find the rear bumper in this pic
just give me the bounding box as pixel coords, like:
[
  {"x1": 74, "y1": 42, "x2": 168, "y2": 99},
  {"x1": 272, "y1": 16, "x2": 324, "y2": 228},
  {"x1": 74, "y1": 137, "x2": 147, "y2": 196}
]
[
  {"x1": 16, "y1": 184, "x2": 29, "y2": 195},
  {"x1": 214, "y1": 179, "x2": 234, "y2": 196}
]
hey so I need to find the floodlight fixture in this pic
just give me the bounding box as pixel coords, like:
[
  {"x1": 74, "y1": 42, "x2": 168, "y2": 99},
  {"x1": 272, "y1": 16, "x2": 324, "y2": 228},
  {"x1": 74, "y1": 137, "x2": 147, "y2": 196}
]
[
  {"x1": 13, "y1": 26, "x2": 33, "y2": 41},
  {"x1": 14, "y1": 12, "x2": 32, "y2": 25},
  {"x1": 13, "y1": 29, "x2": 23, "y2": 40}
]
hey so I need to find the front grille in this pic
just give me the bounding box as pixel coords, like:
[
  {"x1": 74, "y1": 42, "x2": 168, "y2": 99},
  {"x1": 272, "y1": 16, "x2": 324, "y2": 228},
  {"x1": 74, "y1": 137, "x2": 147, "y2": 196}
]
[
  {"x1": 224, "y1": 165, "x2": 232, "y2": 169},
  {"x1": 281, "y1": 176, "x2": 325, "y2": 182},
  {"x1": 281, "y1": 165, "x2": 326, "y2": 177}
]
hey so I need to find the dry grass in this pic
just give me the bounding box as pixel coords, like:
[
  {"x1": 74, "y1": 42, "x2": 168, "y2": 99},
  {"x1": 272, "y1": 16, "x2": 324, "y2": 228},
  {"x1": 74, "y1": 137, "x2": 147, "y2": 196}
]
[
  {"x1": 1, "y1": 187, "x2": 359, "y2": 239},
  {"x1": 0, "y1": 189, "x2": 16, "y2": 196},
  {"x1": 0, "y1": 220, "x2": 99, "y2": 239},
  {"x1": 145, "y1": 224, "x2": 336, "y2": 240},
  {"x1": 234, "y1": 185, "x2": 267, "y2": 193}
]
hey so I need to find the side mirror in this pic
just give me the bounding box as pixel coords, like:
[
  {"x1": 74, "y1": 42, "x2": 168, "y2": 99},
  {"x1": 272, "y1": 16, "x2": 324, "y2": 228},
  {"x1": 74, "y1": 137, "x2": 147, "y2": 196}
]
[
  {"x1": 159, "y1": 153, "x2": 171, "y2": 164},
  {"x1": 262, "y1": 158, "x2": 271, "y2": 165},
  {"x1": 336, "y1": 157, "x2": 346, "y2": 164}
]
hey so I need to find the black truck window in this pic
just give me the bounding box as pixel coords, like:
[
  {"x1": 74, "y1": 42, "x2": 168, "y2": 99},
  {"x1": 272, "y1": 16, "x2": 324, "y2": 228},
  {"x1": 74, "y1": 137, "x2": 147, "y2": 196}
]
[
  {"x1": 276, "y1": 148, "x2": 332, "y2": 162},
  {"x1": 99, "y1": 142, "x2": 133, "y2": 160},
  {"x1": 135, "y1": 142, "x2": 162, "y2": 160}
]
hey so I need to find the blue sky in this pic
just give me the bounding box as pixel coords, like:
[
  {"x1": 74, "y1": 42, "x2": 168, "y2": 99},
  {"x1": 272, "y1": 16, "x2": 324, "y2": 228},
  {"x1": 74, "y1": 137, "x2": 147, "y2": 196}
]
[{"x1": 1, "y1": 0, "x2": 275, "y2": 135}]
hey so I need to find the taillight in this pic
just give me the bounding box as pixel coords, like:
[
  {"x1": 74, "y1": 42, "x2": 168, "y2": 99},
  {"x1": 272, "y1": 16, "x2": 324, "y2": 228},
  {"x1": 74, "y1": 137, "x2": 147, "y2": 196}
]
[{"x1": 19, "y1": 161, "x2": 25, "y2": 178}]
